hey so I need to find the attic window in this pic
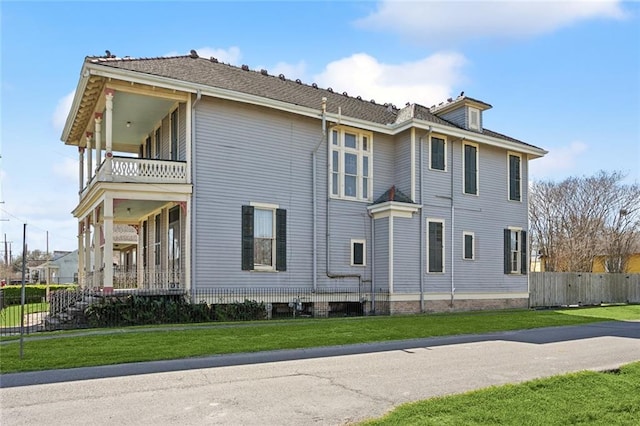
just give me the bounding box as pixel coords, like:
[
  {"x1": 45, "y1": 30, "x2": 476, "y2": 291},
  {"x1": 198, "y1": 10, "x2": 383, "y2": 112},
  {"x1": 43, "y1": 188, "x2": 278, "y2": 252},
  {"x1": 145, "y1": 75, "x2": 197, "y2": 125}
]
[{"x1": 469, "y1": 107, "x2": 480, "y2": 130}]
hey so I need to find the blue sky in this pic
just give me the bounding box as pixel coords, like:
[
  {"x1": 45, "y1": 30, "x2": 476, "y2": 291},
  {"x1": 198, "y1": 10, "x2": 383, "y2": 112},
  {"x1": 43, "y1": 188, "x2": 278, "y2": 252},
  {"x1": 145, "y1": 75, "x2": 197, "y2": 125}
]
[{"x1": 1, "y1": 0, "x2": 639, "y2": 253}]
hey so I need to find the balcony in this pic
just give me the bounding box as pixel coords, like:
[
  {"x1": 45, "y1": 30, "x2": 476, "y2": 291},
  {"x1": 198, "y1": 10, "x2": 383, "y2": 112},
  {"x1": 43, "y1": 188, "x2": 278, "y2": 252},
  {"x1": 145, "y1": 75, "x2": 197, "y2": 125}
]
[{"x1": 82, "y1": 156, "x2": 187, "y2": 197}]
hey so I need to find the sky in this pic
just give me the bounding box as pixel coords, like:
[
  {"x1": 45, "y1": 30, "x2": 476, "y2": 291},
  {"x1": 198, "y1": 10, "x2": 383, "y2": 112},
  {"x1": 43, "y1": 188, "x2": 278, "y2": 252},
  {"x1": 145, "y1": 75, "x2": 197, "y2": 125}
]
[{"x1": 1, "y1": 0, "x2": 639, "y2": 255}]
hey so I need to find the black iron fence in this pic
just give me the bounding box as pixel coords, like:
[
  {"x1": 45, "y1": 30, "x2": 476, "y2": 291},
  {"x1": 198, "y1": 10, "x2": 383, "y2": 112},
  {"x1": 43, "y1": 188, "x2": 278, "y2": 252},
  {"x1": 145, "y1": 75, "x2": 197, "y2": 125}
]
[{"x1": 0, "y1": 286, "x2": 389, "y2": 336}]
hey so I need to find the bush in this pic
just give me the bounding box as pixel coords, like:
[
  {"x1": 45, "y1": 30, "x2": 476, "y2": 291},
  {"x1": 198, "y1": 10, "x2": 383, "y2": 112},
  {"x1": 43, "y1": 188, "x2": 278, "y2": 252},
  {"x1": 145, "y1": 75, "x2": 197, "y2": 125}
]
[{"x1": 0, "y1": 284, "x2": 78, "y2": 306}]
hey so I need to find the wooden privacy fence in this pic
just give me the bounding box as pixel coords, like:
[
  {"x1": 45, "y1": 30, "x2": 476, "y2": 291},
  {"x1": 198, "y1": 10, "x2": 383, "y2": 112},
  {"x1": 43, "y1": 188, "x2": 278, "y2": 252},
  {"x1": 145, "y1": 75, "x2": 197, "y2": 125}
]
[{"x1": 529, "y1": 272, "x2": 640, "y2": 308}]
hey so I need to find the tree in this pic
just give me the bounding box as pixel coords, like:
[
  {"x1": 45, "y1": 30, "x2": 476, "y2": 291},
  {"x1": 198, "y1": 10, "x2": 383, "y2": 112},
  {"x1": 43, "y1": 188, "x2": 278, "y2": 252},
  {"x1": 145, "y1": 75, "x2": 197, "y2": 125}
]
[
  {"x1": 11, "y1": 249, "x2": 50, "y2": 273},
  {"x1": 530, "y1": 171, "x2": 640, "y2": 273}
]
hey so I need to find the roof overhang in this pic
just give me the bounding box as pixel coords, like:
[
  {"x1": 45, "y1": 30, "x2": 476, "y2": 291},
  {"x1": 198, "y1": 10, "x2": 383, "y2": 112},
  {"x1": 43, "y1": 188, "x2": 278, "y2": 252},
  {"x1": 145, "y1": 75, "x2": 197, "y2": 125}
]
[{"x1": 367, "y1": 201, "x2": 421, "y2": 219}]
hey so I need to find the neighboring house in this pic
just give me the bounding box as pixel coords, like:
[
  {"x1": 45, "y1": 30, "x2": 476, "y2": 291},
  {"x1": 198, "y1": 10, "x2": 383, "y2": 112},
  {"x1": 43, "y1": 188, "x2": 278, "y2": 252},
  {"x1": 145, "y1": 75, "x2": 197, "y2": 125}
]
[
  {"x1": 30, "y1": 251, "x2": 79, "y2": 284},
  {"x1": 61, "y1": 51, "x2": 547, "y2": 313},
  {"x1": 592, "y1": 253, "x2": 640, "y2": 273}
]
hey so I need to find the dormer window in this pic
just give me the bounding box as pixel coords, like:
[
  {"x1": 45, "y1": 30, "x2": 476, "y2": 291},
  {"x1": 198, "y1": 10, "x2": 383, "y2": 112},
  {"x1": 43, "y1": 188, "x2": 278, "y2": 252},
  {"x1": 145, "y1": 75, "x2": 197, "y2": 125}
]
[{"x1": 469, "y1": 107, "x2": 480, "y2": 131}]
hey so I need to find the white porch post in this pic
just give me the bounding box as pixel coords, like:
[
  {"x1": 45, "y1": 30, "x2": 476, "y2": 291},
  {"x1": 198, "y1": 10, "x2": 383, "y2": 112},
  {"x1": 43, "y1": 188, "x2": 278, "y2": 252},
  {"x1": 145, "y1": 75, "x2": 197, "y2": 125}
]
[
  {"x1": 85, "y1": 216, "x2": 92, "y2": 288},
  {"x1": 85, "y1": 132, "x2": 93, "y2": 186},
  {"x1": 94, "y1": 112, "x2": 103, "y2": 173},
  {"x1": 104, "y1": 89, "x2": 114, "y2": 179},
  {"x1": 93, "y1": 208, "x2": 101, "y2": 289},
  {"x1": 137, "y1": 225, "x2": 144, "y2": 288},
  {"x1": 78, "y1": 147, "x2": 85, "y2": 194},
  {"x1": 103, "y1": 196, "x2": 114, "y2": 292},
  {"x1": 78, "y1": 220, "x2": 85, "y2": 287},
  {"x1": 185, "y1": 199, "x2": 191, "y2": 293}
]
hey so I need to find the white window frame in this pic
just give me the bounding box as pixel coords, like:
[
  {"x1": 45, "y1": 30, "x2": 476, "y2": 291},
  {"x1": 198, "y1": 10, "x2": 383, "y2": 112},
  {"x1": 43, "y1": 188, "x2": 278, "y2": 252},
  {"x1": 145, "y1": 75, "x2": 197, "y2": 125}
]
[
  {"x1": 250, "y1": 202, "x2": 279, "y2": 271},
  {"x1": 509, "y1": 227, "x2": 522, "y2": 274},
  {"x1": 462, "y1": 141, "x2": 479, "y2": 196},
  {"x1": 350, "y1": 239, "x2": 366, "y2": 266},
  {"x1": 426, "y1": 218, "x2": 445, "y2": 274},
  {"x1": 507, "y1": 151, "x2": 522, "y2": 202},
  {"x1": 330, "y1": 127, "x2": 373, "y2": 202},
  {"x1": 429, "y1": 135, "x2": 447, "y2": 172},
  {"x1": 468, "y1": 107, "x2": 480, "y2": 130},
  {"x1": 463, "y1": 231, "x2": 475, "y2": 260}
]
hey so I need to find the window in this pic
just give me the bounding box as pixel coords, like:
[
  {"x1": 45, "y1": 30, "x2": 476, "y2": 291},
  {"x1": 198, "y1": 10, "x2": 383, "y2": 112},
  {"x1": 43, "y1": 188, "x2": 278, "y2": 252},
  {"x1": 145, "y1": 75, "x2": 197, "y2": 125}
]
[
  {"x1": 330, "y1": 128, "x2": 372, "y2": 201},
  {"x1": 170, "y1": 109, "x2": 178, "y2": 161},
  {"x1": 155, "y1": 128, "x2": 161, "y2": 160},
  {"x1": 168, "y1": 206, "x2": 180, "y2": 285},
  {"x1": 351, "y1": 239, "x2": 366, "y2": 266},
  {"x1": 504, "y1": 228, "x2": 527, "y2": 274},
  {"x1": 463, "y1": 142, "x2": 478, "y2": 195},
  {"x1": 508, "y1": 153, "x2": 522, "y2": 201},
  {"x1": 463, "y1": 232, "x2": 474, "y2": 260},
  {"x1": 242, "y1": 204, "x2": 286, "y2": 271},
  {"x1": 145, "y1": 136, "x2": 152, "y2": 159},
  {"x1": 469, "y1": 107, "x2": 480, "y2": 130},
  {"x1": 154, "y1": 214, "x2": 162, "y2": 268},
  {"x1": 427, "y1": 219, "x2": 444, "y2": 273},
  {"x1": 430, "y1": 137, "x2": 446, "y2": 171}
]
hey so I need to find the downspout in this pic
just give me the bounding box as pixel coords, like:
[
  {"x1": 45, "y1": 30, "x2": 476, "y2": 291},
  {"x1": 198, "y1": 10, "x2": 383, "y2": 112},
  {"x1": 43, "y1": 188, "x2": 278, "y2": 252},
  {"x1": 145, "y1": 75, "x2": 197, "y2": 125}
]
[
  {"x1": 190, "y1": 90, "x2": 201, "y2": 302},
  {"x1": 312, "y1": 97, "x2": 327, "y2": 292},
  {"x1": 420, "y1": 126, "x2": 432, "y2": 313},
  {"x1": 369, "y1": 210, "x2": 375, "y2": 313}
]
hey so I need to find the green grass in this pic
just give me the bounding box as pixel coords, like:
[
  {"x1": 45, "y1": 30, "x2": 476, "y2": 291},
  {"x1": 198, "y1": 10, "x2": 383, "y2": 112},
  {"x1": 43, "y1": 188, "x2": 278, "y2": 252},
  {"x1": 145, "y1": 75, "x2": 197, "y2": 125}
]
[
  {"x1": 360, "y1": 361, "x2": 640, "y2": 425},
  {"x1": 0, "y1": 303, "x2": 49, "y2": 328},
  {"x1": 0, "y1": 305, "x2": 638, "y2": 374}
]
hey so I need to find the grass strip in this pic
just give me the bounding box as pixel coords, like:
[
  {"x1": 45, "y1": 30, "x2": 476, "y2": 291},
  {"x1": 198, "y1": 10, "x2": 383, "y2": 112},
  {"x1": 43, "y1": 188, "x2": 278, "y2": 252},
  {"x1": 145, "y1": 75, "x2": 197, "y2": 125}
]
[
  {"x1": 1, "y1": 305, "x2": 638, "y2": 374},
  {"x1": 360, "y1": 361, "x2": 640, "y2": 425},
  {"x1": 0, "y1": 303, "x2": 49, "y2": 328}
]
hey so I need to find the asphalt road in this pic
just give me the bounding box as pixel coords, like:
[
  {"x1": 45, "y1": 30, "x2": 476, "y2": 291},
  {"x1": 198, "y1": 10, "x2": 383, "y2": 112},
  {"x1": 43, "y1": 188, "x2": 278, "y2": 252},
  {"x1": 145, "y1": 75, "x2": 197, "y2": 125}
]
[{"x1": 1, "y1": 321, "x2": 639, "y2": 425}]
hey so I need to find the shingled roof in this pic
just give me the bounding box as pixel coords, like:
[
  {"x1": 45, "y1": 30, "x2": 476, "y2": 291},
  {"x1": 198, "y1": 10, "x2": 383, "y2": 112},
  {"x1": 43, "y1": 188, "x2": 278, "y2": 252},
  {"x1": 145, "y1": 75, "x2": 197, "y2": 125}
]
[{"x1": 86, "y1": 52, "x2": 538, "y2": 149}]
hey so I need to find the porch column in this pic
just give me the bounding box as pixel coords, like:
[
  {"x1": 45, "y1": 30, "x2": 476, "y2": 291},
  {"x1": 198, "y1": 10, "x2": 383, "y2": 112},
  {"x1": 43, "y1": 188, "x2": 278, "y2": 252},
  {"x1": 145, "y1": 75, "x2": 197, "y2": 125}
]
[
  {"x1": 78, "y1": 147, "x2": 85, "y2": 194},
  {"x1": 136, "y1": 225, "x2": 144, "y2": 289},
  {"x1": 185, "y1": 198, "x2": 192, "y2": 294},
  {"x1": 86, "y1": 132, "x2": 93, "y2": 186},
  {"x1": 103, "y1": 196, "x2": 114, "y2": 292},
  {"x1": 94, "y1": 112, "x2": 103, "y2": 173},
  {"x1": 104, "y1": 89, "x2": 114, "y2": 179},
  {"x1": 84, "y1": 216, "x2": 92, "y2": 287},
  {"x1": 78, "y1": 220, "x2": 85, "y2": 287},
  {"x1": 93, "y1": 208, "x2": 101, "y2": 289}
]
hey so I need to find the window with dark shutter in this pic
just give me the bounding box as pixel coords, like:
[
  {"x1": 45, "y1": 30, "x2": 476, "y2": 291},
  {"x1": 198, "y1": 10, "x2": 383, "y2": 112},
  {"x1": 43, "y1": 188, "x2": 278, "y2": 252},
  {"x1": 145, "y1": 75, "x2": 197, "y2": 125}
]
[
  {"x1": 463, "y1": 233, "x2": 474, "y2": 260},
  {"x1": 504, "y1": 228, "x2": 526, "y2": 274},
  {"x1": 431, "y1": 137, "x2": 445, "y2": 171},
  {"x1": 428, "y1": 220, "x2": 444, "y2": 273},
  {"x1": 170, "y1": 109, "x2": 178, "y2": 161},
  {"x1": 509, "y1": 154, "x2": 521, "y2": 201},
  {"x1": 241, "y1": 206, "x2": 254, "y2": 271},
  {"x1": 504, "y1": 229, "x2": 511, "y2": 274},
  {"x1": 520, "y1": 231, "x2": 527, "y2": 275},
  {"x1": 464, "y1": 144, "x2": 477, "y2": 195},
  {"x1": 276, "y1": 209, "x2": 287, "y2": 271},
  {"x1": 351, "y1": 239, "x2": 365, "y2": 266}
]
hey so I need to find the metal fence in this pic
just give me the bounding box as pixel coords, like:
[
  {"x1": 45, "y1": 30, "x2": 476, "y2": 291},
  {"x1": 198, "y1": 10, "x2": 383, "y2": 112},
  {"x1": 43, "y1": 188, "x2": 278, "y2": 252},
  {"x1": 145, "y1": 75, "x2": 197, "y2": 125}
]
[
  {"x1": 0, "y1": 286, "x2": 389, "y2": 336},
  {"x1": 529, "y1": 272, "x2": 640, "y2": 308}
]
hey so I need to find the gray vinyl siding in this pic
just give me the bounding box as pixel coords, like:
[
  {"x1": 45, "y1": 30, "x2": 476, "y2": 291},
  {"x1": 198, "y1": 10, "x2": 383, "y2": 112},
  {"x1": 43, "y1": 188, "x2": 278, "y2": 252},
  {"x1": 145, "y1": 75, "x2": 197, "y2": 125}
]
[
  {"x1": 161, "y1": 114, "x2": 170, "y2": 159},
  {"x1": 392, "y1": 217, "x2": 421, "y2": 293},
  {"x1": 373, "y1": 217, "x2": 389, "y2": 291},
  {"x1": 439, "y1": 107, "x2": 465, "y2": 129},
  {"x1": 394, "y1": 130, "x2": 412, "y2": 198},
  {"x1": 372, "y1": 133, "x2": 395, "y2": 199}
]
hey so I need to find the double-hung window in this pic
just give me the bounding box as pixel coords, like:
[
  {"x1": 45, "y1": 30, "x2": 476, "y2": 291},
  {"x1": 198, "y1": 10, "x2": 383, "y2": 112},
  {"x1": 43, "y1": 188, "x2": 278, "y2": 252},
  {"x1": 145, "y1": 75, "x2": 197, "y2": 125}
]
[
  {"x1": 242, "y1": 204, "x2": 286, "y2": 271},
  {"x1": 351, "y1": 239, "x2": 366, "y2": 266},
  {"x1": 463, "y1": 142, "x2": 478, "y2": 195},
  {"x1": 504, "y1": 228, "x2": 527, "y2": 274},
  {"x1": 427, "y1": 219, "x2": 445, "y2": 273},
  {"x1": 463, "y1": 232, "x2": 474, "y2": 260},
  {"x1": 330, "y1": 128, "x2": 372, "y2": 201},
  {"x1": 430, "y1": 137, "x2": 446, "y2": 171},
  {"x1": 508, "y1": 153, "x2": 522, "y2": 201}
]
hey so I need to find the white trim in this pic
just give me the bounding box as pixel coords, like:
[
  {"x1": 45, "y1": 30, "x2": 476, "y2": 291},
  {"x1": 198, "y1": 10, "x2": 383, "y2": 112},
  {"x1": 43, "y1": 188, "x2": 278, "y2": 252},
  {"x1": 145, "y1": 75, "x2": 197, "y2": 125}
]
[
  {"x1": 389, "y1": 292, "x2": 529, "y2": 302},
  {"x1": 507, "y1": 151, "x2": 523, "y2": 202},
  {"x1": 426, "y1": 218, "x2": 445, "y2": 273},
  {"x1": 389, "y1": 216, "x2": 394, "y2": 293},
  {"x1": 329, "y1": 126, "x2": 373, "y2": 202},
  {"x1": 410, "y1": 128, "x2": 416, "y2": 201},
  {"x1": 428, "y1": 135, "x2": 447, "y2": 172},
  {"x1": 462, "y1": 141, "x2": 479, "y2": 196},
  {"x1": 350, "y1": 239, "x2": 366, "y2": 266},
  {"x1": 462, "y1": 231, "x2": 475, "y2": 260},
  {"x1": 250, "y1": 201, "x2": 279, "y2": 209},
  {"x1": 367, "y1": 201, "x2": 420, "y2": 219}
]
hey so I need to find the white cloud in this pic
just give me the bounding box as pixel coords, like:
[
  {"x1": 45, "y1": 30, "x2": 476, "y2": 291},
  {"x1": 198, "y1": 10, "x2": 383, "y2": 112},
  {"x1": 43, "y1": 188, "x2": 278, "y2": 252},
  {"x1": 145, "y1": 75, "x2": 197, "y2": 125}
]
[
  {"x1": 356, "y1": 0, "x2": 627, "y2": 45},
  {"x1": 52, "y1": 91, "x2": 75, "y2": 132},
  {"x1": 530, "y1": 141, "x2": 588, "y2": 180},
  {"x1": 312, "y1": 52, "x2": 467, "y2": 107}
]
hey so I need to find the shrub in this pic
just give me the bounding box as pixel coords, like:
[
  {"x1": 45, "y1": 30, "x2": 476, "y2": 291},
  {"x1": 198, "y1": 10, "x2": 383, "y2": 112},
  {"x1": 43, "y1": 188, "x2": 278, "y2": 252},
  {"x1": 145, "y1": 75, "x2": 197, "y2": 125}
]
[{"x1": 0, "y1": 285, "x2": 78, "y2": 306}]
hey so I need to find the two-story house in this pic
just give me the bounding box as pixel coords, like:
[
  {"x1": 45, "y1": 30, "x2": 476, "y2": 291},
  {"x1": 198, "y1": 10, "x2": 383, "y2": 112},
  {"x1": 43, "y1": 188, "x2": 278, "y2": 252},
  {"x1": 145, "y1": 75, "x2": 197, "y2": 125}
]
[{"x1": 61, "y1": 51, "x2": 547, "y2": 314}]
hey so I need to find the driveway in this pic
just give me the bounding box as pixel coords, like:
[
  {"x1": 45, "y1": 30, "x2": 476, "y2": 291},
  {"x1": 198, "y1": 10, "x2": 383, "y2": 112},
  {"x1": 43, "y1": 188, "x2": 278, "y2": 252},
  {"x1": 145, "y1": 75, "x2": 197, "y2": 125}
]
[{"x1": 1, "y1": 321, "x2": 639, "y2": 425}]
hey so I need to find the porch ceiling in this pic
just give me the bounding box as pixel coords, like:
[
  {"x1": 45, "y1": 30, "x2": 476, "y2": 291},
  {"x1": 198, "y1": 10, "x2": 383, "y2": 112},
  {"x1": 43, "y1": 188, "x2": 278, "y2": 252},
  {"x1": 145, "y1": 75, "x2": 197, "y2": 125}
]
[{"x1": 113, "y1": 200, "x2": 168, "y2": 222}]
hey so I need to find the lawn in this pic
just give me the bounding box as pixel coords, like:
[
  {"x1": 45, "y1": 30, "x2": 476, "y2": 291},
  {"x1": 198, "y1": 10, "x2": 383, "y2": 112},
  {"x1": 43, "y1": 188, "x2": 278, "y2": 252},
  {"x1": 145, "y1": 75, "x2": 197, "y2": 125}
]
[
  {"x1": 0, "y1": 303, "x2": 49, "y2": 328},
  {"x1": 360, "y1": 361, "x2": 640, "y2": 425},
  {"x1": 0, "y1": 305, "x2": 638, "y2": 374}
]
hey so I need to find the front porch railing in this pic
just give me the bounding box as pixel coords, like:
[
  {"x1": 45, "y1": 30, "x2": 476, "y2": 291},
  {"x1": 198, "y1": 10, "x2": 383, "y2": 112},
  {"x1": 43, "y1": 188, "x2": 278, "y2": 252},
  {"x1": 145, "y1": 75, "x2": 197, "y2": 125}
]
[{"x1": 84, "y1": 270, "x2": 182, "y2": 290}]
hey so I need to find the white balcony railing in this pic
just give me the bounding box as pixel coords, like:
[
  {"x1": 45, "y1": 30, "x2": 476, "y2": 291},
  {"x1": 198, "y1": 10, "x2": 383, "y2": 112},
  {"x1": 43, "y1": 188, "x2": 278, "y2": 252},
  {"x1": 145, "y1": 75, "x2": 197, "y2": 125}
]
[{"x1": 104, "y1": 157, "x2": 187, "y2": 184}]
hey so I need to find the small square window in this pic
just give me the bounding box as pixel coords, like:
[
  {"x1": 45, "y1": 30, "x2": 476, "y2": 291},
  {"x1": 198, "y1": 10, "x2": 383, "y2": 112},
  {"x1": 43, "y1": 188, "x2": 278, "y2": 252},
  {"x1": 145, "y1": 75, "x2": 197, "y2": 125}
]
[{"x1": 351, "y1": 239, "x2": 366, "y2": 266}]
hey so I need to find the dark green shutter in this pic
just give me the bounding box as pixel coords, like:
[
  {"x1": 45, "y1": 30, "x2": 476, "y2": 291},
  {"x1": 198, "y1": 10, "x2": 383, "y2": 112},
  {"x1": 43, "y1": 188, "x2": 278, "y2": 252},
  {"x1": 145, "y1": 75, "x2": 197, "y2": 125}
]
[
  {"x1": 465, "y1": 145, "x2": 477, "y2": 194},
  {"x1": 504, "y1": 229, "x2": 511, "y2": 274},
  {"x1": 276, "y1": 209, "x2": 287, "y2": 271},
  {"x1": 241, "y1": 206, "x2": 254, "y2": 270},
  {"x1": 520, "y1": 231, "x2": 527, "y2": 274},
  {"x1": 509, "y1": 155, "x2": 521, "y2": 201}
]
